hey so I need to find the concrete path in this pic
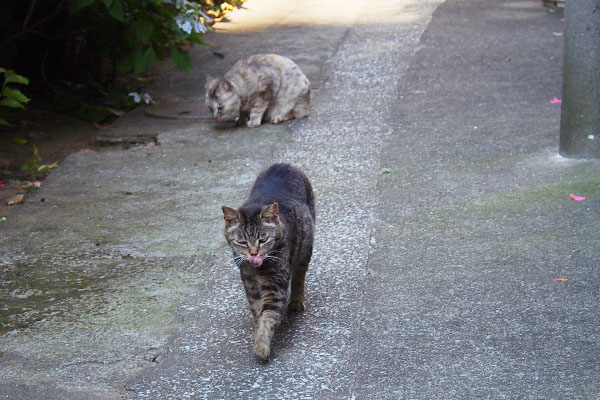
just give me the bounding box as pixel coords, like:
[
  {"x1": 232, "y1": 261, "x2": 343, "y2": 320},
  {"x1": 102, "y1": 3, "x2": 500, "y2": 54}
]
[{"x1": 1, "y1": 0, "x2": 599, "y2": 399}]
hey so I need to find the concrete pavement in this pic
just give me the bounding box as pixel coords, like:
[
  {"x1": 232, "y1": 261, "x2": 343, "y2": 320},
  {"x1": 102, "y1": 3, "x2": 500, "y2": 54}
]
[{"x1": 1, "y1": 0, "x2": 599, "y2": 399}]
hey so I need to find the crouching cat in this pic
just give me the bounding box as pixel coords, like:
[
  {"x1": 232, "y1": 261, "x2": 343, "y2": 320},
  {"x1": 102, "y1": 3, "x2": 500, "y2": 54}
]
[
  {"x1": 205, "y1": 54, "x2": 311, "y2": 127},
  {"x1": 221, "y1": 163, "x2": 315, "y2": 360}
]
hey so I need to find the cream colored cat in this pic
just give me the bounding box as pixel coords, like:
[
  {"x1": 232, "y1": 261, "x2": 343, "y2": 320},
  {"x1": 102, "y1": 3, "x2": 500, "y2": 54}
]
[{"x1": 205, "y1": 54, "x2": 311, "y2": 127}]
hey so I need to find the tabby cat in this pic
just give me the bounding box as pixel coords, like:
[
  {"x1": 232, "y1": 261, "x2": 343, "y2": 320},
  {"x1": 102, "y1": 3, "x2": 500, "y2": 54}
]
[
  {"x1": 205, "y1": 54, "x2": 311, "y2": 127},
  {"x1": 221, "y1": 163, "x2": 315, "y2": 360}
]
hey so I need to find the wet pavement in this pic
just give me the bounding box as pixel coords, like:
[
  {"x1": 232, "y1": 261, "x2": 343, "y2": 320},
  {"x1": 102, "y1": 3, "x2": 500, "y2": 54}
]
[{"x1": 1, "y1": 0, "x2": 599, "y2": 399}]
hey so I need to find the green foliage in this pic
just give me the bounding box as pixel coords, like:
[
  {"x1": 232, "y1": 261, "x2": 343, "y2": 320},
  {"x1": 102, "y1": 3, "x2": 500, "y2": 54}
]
[
  {"x1": 1, "y1": 0, "x2": 243, "y2": 124},
  {"x1": 0, "y1": 68, "x2": 30, "y2": 126},
  {"x1": 21, "y1": 144, "x2": 42, "y2": 177},
  {"x1": 59, "y1": 0, "x2": 210, "y2": 76}
]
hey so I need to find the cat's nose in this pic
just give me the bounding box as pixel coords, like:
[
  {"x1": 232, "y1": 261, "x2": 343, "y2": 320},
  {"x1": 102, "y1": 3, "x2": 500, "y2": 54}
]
[{"x1": 249, "y1": 247, "x2": 259, "y2": 256}]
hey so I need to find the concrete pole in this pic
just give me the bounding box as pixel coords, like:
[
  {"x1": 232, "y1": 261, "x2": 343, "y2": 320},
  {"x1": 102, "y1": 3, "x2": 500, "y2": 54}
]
[{"x1": 559, "y1": 0, "x2": 600, "y2": 159}]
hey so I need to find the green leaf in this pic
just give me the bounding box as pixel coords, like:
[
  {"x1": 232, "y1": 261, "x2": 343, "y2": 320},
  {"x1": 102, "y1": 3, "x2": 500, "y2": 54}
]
[
  {"x1": 103, "y1": 0, "x2": 113, "y2": 8},
  {"x1": 0, "y1": 98, "x2": 25, "y2": 109},
  {"x1": 133, "y1": 18, "x2": 154, "y2": 43},
  {"x1": 76, "y1": 105, "x2": 110, "y2": 123},
  {"x1": 116, "y1": 50, "x2": 136, "y2": 72},
  {"x1": 108, "y1": 0, "x2": 124, "y2": 21},
  {"x1": 77, "y1": 0, "x2": 96, "y2": 9},
  {"x1": 3, "y1": 87, "x2": 30, "y2": 104},
  {"x1": 0, "y1": 118, "x2": 13, "y2": 126},
  {"x1": 2, "y1": 70, "x2": 29, "y2": 85},
  {"x1": 134, "y1": 46, "x2": 157, "y2": 73},
  {"x1": 170, "y1": 46, "x2": 192, "y2": 72},
  {"x1": 173, "y1": 29, "x2": 189, "y2": 41},
  {"x1": 187, "y1": 32, "x2": 208, "y2": 45},
  {"x1": 105, "y1": 107, "x2": 125, "y2": 117}
]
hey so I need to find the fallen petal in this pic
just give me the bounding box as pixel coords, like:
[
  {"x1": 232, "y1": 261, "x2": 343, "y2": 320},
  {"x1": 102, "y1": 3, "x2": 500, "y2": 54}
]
[
  {"x1": 549, "y1": 96, "x2": 562, "y2": 104},
  {"x1": 0, "y1": 180, "x2": 5, "y2": 189},
  {"x1": 555, "y1": 277, "x2": 569, "y2": 282},
  {"x1": 570, "y1": 194, "x2": 587, "y2": 202},
  {"x1": 8, "y1": 194, "x2": 24, "y2": 205},
  {"x1": 11, "y1": 138, "x2": 29, "y2": 145},
  {"x1": 22, "y1": 181, "x2": 41, "y2": 189}
]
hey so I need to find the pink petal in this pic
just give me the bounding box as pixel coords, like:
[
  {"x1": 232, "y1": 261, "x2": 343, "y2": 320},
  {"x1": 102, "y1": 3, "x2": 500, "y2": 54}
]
[
  {"x1": 570, "y1": 194, "x2": 587, "y2": 202},
  {"x1": 0, "y1": 180, "x2": 5, "y2": 189},
  {"x1": 560, "y1": 18, "x2": 566, "y2": 22},
  {"x1": 549, "y1": 97, "x2": 562, "y2": 104}
]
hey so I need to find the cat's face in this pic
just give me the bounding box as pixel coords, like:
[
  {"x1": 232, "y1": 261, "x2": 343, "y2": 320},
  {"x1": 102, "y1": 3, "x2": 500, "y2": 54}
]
[
  {"x1": 222, "y1": 203, "x2": 282, "y2": 266},
  {"x1": 205, "y1": 76, "x2": 241, "y2": 123}
]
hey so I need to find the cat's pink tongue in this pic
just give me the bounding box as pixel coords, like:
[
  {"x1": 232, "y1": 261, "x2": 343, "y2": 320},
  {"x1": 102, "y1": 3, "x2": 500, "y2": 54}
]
[{"x1": 249, "y1": 256, "x2": 263, "y2": 266}]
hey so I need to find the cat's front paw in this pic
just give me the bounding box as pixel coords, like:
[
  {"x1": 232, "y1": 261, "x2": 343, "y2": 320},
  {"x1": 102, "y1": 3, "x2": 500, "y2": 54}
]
[
  {"x1": 253, "y1": 339, "x2": 271, "y2": 360},
  {"x1": 288, "y1": 300, "x2": 305, "y2": 312}
]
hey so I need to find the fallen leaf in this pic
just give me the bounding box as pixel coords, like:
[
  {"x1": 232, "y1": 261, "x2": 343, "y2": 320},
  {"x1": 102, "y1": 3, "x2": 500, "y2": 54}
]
[
  {"x1": 22, "y1": 181, "x2": 41, "y2": 189},
  {"x1": 0, "y1": 216, "x2": 6, "y2": 223},
  {"x1": 8, "y1": 194, "x2": 24, "y2": 205},
  {"x1": 552, "y1": 32, "x2": 563, "y2": 36},
  {"x1": 570, "y1": 194, "x2": 587, "y2": 202},
  {"x1": 37, "y1": 161, "x2": 59, "y2": 172},
  {"x1": 382, "y1": 168, "x2": 392, "y2": 174},
  {"x1": 80, "y1": 148, "x2": 95, "y2": 153},
  {"x1": 10, "y1": 138, "x2": 28, "y2": 145},
  {"x1": 555, "y1": 277, "x2": 569, "y2": 282},
  {"x1": 549, "y1": 97, "x2": 562, "y2": 104}
]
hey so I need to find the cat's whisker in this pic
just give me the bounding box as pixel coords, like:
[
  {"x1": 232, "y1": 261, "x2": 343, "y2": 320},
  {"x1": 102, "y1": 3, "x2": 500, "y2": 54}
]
[{"x1": 232, "y1": 255, "x2": 245, "y2": 267}]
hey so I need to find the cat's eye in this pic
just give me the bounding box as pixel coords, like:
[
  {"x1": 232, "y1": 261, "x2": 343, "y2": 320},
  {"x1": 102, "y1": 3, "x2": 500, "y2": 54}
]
[
  {"x1": 233, "y1": 239, "x2": 247, "y2": 246},
  {"x1": 258, "y1": 237, "x2": 268, "y2": 244}
]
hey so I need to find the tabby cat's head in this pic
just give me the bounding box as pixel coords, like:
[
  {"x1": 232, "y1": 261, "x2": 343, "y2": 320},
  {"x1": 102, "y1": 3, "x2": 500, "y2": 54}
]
[
  {"x1": 221, "y1": 203, "x2": 282, "y2": 266},
  {"x1": 204, "y1": 75, "x2": 241, "y2": 123}
]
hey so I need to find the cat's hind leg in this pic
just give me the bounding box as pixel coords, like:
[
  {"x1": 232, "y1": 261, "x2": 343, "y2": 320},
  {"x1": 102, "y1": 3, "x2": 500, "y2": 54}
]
[
  {"x1": 292, "y1": 91, "x2": 311, "y2": 120},
  {"x1": 289, "y1": 264, "x2": 308, "y2": 312},
  {"x1": 268, "y1": 100, "x2": 296, "y2": 124},
  {"x1": 270, "y1": 109, "x2": 294, "y2": 124}
]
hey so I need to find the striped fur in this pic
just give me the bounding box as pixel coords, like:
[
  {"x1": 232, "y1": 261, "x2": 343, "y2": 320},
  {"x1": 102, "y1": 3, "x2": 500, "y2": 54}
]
[
  {"x1": 205, "y1": 54, "x2": 311, "y2": 127},
  {"x1": 222, "y1": 163, "x2": 315, "y2": 360}
]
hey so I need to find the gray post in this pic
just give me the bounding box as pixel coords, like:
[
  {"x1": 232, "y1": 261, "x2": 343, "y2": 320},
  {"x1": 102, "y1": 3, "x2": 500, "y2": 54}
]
[{"x1": 559, "y1": 0, "x2": 600, "y2": 159}]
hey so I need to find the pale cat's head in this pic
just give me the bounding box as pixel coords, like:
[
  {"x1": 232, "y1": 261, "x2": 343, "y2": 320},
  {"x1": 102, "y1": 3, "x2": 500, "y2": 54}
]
[
  {"x1": 204, "y1": 74, "x2": 241, "y2": 123},
  {"x1": 221, "y1": 203, "x2": 282, "y2": 267}
]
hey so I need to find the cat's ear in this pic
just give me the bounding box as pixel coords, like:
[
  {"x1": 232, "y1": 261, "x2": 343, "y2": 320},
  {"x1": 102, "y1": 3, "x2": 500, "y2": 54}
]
[
  {"x1": 221, "y1": 79, "x2": 233, "y2": 93},
  {"x1": 260, "y1": 202, "x2": 279, "y2": 223},
  {"x1": 222, "y1": 206, "x2": 240, "y2": 228},
  {"x1": 204, "y1": 74, "x2": 215, "y2": 88}
]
